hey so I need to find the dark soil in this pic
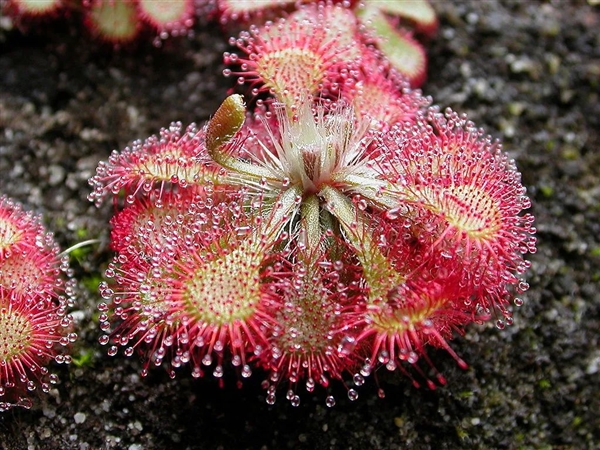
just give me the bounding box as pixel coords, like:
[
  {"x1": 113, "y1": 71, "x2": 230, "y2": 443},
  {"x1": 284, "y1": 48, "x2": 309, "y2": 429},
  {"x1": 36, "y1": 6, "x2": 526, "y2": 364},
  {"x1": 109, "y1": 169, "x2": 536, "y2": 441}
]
[{"x1": 1, "y1": 1, "x2": 599, "y2": 449}]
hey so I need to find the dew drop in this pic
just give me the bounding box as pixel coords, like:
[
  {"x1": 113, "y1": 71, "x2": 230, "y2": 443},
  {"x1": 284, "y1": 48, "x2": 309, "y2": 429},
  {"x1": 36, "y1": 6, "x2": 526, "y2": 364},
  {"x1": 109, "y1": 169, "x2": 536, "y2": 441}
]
[
  {"x1": 377, "y1": 351, "x2": 390, "y2": 364},
  {"x1": 385, "y1": 208, "x2": 400, "y2": 220},
  {"x1": 407, "y1": 352, "x2": 419, "y2": 364},
  {"x1": 325, "y1": 395, "x2": 336, "y2": 407},
  {"x1": 360, "y1": 364, "x2": 372, "y2": 377},
  {"x1": 347, "y1": 389, "x2": 359, "y2": 401},
  {"x1": 353, "y1": 373, "x2": 365, "y2": 386},
  {"x1": 241, "y1": 365, "x2": 252, "y2": 378}
]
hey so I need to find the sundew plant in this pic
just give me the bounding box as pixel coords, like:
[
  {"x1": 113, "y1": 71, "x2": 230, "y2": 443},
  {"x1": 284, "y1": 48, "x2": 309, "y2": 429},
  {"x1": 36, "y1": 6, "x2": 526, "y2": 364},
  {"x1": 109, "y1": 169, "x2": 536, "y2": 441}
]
[
  {"x1": 87, "y1": 2, "x2": 536, "y2": 406},
  {"x1": 1, "y1": 0, "x2": 536, "y2": 409}
]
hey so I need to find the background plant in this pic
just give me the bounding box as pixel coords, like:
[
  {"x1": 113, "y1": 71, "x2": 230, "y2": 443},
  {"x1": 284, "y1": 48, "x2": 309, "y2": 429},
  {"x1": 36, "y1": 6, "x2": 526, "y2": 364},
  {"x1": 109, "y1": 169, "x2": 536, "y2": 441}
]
[{"x1": 0, "y1": 196, "x2": 76, "y2": 412}]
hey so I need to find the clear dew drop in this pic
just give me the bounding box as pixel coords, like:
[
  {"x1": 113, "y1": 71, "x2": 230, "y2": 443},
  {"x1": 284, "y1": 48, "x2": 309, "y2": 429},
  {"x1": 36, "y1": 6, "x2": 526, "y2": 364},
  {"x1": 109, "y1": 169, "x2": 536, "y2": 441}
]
[
  {"x1": 360, "y1": 364, "x2": 372, "y2": 377},
  {"x1": 353, "y1": 373, "x2": 365, "y2": 386},
  {"x1": 347, "y1": 389, "x2": 359, "y2": 401},
  {"x1": 325, "y1": 395, "x2": 336, "y2": 407},
  {"x1": 407, "y1": 352, "x2": 419, "y2": 364},
  {"x1": 385, "y1": 208, "x2": 400, "y2": 220},
  {"x1": 266, "y1": 394, "x2": 276, "y2": 405},
  {"x1": 241, "y1": 365, "x2": 252, "y2": 378},
  {"x1": 377, "y1": 351, "x2": 390, "y2": 364}
]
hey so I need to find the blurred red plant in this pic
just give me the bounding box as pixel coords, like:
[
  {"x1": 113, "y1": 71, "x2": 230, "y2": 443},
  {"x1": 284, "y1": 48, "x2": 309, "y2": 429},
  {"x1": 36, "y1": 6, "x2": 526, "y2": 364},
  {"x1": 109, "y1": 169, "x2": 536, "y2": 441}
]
[{"x1": 0, "y1": 196, "x2": 76, "y2": 412}]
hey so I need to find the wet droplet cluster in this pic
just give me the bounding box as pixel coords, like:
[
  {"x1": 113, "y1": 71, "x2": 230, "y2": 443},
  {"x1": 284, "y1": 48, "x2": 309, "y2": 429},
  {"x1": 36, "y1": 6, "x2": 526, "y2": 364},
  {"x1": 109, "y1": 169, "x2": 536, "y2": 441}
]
[{"x1": 0, "y1": 196, "x2": 76, "y2": 412}]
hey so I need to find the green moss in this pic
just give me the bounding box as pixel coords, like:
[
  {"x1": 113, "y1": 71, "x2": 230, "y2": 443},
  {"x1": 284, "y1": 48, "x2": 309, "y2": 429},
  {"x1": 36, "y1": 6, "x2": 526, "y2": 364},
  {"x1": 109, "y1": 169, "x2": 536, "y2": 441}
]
[
  {"x1": 589, "y1": 247, "x2": 600, "y2": 258},
  {"x1": 508, "y1": 102, "x2": 525, "y2": 116},
  {"x1": 544, "y1": 140, "x2": 557, "y2": 152},
  {"x1": 82, "y1": 274, "x2": 103, "y2": 294},
  {"x1": 538, "y1": 185, "x2": 554, "y2": 198},
  {"x1": 455, "y1": 426, "x2": 469, "y2": 441},
  {"x1": 561, "y1": 145, "x2": 579, "y2": 160},
  {"x1": 71, "y1": 348, "x2": 95, "y2": 368},
  {"x1": 538, "y1": 379, "x2": 551, "y2": 389}
]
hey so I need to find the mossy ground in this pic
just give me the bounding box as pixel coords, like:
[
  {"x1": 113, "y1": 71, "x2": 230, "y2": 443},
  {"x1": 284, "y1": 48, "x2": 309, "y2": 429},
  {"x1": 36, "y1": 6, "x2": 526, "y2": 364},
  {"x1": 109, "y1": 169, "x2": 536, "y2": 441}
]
[{"x1": 1, "y1": 2, "x2": 599, "y2": 449}]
